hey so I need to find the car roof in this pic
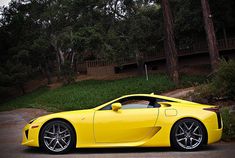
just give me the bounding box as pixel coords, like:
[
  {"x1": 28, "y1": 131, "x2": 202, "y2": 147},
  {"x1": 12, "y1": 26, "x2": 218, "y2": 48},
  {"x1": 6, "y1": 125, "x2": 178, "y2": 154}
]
[
  {"x1": 122, "y1": 93, "x2": 197, "y2": 104},
  {"x1": 94, "y1": 93, "x2": 197, "y2": 110}
]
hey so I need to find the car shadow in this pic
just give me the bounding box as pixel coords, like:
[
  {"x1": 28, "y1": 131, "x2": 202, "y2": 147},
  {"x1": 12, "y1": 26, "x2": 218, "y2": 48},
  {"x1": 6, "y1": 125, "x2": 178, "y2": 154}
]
[{"x1": 23, "y1": 145, "x2": 219, "y2": 155}]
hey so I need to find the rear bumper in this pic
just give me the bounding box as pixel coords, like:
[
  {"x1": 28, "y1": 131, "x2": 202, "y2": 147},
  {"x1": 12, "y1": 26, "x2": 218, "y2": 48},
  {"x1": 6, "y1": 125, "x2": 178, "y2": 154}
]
[
  {"x1": 207, "y1": 116, "x2": 223, "y2": 144},
  {"x1": 207, "y1": 128, "x2": 222, "y2": 144}
]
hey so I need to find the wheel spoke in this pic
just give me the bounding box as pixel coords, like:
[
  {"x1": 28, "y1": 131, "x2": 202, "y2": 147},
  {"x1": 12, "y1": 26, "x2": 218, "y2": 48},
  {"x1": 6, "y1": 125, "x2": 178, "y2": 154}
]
[
  {"x1": 44, "y1": 136, "x2": 54, "y2": 139},
  {"x1": 190, "y1": 138, "x2": 193, "y2": 147},
  {"x1": 52, "y1": 141, "x2": 57, "y2": 150},
  {"x1": 61, "y1": 134, "x2": 70, "y2": 139},
  {"x1": 193, "y1": 126, "x2": 199, "y2": 133},
  {"x1": 193, "y1": 132, "x2": 202, "y2": 137},
  {"x1": 57, "y1": 141, "x2": 64, "y2": 149},
  {"x1": 48, "y1": 138, "x2": 56, "y2": 146},
  {"x1": 45, "y1": 131, "x2": 54, "y2": 135},
  {"x1": 176, "y1": 132, "x2": 184, "y2": 136},
  {"x1": 60, "y1": 129, "x2": 68, "y2": 134},
  {"x1": 189, "y1": 122, "x2": 194, "y2": 130},
  {"x1": 60, "y1": 138, "x2": 67, "y2": 145},
  {"x1": 183, "y1": 122, "x2": 189, "y2": 130},
  {"x1": 177, "y1": 137, "x2": 186, "y2": 142},
  {"x1": 179, "y1": 125, "x2": 185, "y2": 133},
  {"x1": 53, "y1": 124, "x2": 55, "y2": 134},
  {"x1": 192, "y1": 137, "x2": 200, "y2": 143},
  {"x1": 185, "y1": 137, "x2": 188, "y2": 146},
  {"x1": 58, "y1": 124, "x2": 60, "y2": 133}
]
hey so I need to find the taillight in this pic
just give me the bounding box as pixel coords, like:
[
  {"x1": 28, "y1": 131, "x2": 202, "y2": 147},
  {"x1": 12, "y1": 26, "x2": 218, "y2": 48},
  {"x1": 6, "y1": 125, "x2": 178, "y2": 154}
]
[{"x1": 203, "y1": 107, "x2": 220, "y2": 113}]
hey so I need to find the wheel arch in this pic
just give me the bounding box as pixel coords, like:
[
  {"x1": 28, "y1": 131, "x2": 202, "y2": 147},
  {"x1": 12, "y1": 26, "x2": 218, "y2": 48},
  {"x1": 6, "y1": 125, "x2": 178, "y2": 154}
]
[
  {"x1": 38, "y1": 118, "x2": 77, "y2": 148},
  {"x1": 170, "y1": 117, "x2": 208, "y2": 146}
]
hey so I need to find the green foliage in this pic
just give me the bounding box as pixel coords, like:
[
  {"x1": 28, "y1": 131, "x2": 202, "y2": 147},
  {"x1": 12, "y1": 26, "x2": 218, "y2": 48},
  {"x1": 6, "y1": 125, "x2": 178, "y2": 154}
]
[
  {"x1": 213, "y1": 60, "x2": 235, "y2": 99},
  {"x1": 0, "y1": 61, "x2": 31, "y2": 94},
  {"x1": 0, "y1": 74, "x2": 204, "y2": 112},
  {"x1": 192, "y1": 83, "x2": 215, "y2": 101},
  {"x1": 173, "y1": 0, "x2": 203, "y2": 39},
  {"x1": 190, "y1": 60, "x2": 235, "y2": 101},
  {"x1": 0, "y1": 0, "x2": 235, "y2": 93}
]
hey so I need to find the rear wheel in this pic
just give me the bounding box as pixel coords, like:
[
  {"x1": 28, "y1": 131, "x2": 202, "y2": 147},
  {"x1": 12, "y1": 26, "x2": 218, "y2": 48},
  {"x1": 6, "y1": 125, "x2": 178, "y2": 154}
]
[
  {"x1": 171, "y1": 118, "x2": 206, "y2": 151},
  {"x1": 39, "y1": 120, "x2": 75, "y2": 154}
]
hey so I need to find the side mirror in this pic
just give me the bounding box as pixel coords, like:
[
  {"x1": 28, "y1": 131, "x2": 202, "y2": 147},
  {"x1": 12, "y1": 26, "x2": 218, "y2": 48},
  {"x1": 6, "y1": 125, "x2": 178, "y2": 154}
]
[
  {"x1": 111, "y1": 103, "x2": 122, "y2": 111},
  {"x1": 158, "y1": 102, "x2": 171, "y2": 107}
]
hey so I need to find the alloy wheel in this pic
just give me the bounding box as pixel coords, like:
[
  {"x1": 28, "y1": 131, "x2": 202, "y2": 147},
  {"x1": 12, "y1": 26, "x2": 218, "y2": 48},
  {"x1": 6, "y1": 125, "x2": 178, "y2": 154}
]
[
  {"x1": 43, "y1": 122, "x2": 71, "y2": 152},
  {"x1": 174, "y1": 119, "x2": 204, "y2": 150}
]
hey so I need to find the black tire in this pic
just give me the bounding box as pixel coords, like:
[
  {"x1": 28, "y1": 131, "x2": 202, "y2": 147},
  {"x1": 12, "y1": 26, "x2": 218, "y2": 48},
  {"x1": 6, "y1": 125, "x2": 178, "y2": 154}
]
[
  {"x1": 39, "y1": 120, "x2": 76, "y2": 154},
  {"x1": 171, "y1": 118, "x2": 206, "y2": 151}
]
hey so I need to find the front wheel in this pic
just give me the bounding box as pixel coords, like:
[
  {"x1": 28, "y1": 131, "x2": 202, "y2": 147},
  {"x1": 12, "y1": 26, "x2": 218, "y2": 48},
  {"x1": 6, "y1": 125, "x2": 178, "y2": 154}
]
[
  {"x1": 171, "y1": 118, "x2": 206, "y2": 151},
  {"x1": 39, "y1": 120, "x2": 76, "y2": 154}
]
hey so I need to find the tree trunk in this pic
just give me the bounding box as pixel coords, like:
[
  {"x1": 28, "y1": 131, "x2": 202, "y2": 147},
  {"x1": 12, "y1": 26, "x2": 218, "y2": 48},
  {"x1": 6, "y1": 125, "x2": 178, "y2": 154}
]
[
  {"x1": 45, "y1": 62, "x2": 52, "y2": 84},
  {"x1": 71, "y1": 51, "x2": 76, "y2": 69},
  {"x1": 51, "y1": 35, "x2": 61, "y2": 81},
  {"x1": 201, "y1": 0, "x2": 220, "y2": 71},
  {"x1": 19, "y1": 84, "x2": 26, "y2": 95},
  {"x1": 135, "y1": 50, "x2": 145, "y2": 75},
  {"x1": 222, "y1": 25, "x2": 228, "y2": 48},
  {"x1": 161, "y1": 0, "x2": 179, "y2": 84},
  {"x1": 58, "y1": 48, "x2": 65, "y2": 65}
]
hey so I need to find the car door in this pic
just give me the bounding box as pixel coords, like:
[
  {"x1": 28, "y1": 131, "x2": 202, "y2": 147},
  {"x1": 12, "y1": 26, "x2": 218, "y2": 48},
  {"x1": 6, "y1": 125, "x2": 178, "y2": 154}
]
[{"x1": 93, "y1": 96, "x2": 159, "y2": 143}]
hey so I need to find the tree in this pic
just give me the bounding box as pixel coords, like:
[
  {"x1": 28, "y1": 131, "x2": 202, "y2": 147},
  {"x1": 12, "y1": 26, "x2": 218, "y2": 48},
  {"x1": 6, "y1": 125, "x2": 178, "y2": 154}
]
[
  {"x1": 201, "y1": 0, "x2": 220, "y2": 71},
  {"x1": 160, "y1": 0, "x2": 179, "y2": 84},
  {"x1": 31, "y1": 35, "x2": 55, "y2": 84},
  {"x1": 0, "y1": 61, "x2": 31, "y2": 94},
  {"x1": 1, "y1": 0, "x2": 235, "y2": 95}
]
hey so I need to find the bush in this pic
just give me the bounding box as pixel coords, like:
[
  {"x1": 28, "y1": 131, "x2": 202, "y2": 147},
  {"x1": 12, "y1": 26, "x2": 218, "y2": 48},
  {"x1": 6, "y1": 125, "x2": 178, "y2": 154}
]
[
  {"x1": 0, "y1": 62, "x2": 31, "y2": 94},
  {"x1": 190, "y1": 60, "x2": 235, "y2": 102},
  {"x1": 190, "y1": 83, "x2": 215, "y2": 103},
  {"x1": 60, "y1": 61, "x2": 76, "y2": 85},
  {"x1": 213, "y1": 60, "x2": 235, "y2": 99},
  {"x1": 221, "y1": 107, "x2": 235, "y2": 141}
]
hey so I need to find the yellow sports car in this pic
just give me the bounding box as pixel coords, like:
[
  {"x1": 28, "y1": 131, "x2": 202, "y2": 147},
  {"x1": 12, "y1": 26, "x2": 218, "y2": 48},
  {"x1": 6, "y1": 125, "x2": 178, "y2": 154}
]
[{"x1": 22, "y1": 94, "x2": 222, "y2": 153}]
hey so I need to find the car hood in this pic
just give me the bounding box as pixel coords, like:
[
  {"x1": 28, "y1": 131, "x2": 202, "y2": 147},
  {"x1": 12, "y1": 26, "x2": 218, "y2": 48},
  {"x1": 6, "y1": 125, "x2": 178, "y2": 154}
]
[{"x1": 32, "y1": 109, "x2": 94, "y2": 124}]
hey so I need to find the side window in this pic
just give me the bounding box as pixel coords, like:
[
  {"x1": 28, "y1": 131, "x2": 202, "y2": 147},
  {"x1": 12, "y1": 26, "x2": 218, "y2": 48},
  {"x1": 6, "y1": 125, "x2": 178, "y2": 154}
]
[
  {"x1": 100, "y1": 96, "x2": 157, "y2": 110},
  {"x1": 121, "y1": 99, "x2": 151, "y2": 109}
]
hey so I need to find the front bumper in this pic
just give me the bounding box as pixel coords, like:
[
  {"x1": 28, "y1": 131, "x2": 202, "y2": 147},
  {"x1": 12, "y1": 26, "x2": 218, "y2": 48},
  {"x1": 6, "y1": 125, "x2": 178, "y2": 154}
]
[{"x1": 22, "y1": 123, "x2": 40, "y2": 147}]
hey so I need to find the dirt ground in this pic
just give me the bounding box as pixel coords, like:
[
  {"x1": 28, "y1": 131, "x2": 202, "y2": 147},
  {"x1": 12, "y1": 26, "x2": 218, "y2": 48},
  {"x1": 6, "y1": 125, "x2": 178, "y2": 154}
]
[{"x1": 162, "y1": 87, "x2": 195, "y2": 99}]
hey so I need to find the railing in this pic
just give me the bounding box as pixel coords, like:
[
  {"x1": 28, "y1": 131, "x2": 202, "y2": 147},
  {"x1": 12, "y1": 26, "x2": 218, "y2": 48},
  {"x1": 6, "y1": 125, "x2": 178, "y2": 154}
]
[
  {"x1": 86, "y1": 60, "x2": 114, "y2": 67},
  {"x1": 76, "y1": 62, "x2": 87, "y2": 72},
  {"x1": 227, "y1": 38, "x2": 235, "y2": 48},
  {"x1": 82, "y1": 38, "x2": 235, "y2": 68}
]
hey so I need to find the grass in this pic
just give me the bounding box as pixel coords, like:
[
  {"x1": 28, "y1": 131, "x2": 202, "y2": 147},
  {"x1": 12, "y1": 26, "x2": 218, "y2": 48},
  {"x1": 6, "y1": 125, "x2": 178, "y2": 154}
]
[{"x1": 0, "y1": 74, "x2": 206, "y2": 112}]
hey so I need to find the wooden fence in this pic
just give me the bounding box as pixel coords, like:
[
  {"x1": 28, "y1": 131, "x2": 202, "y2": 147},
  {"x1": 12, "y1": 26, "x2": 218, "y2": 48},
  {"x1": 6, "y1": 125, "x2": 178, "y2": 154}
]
[{"x1": 79, "y1": 38, "x2": 235, "y2": 69}]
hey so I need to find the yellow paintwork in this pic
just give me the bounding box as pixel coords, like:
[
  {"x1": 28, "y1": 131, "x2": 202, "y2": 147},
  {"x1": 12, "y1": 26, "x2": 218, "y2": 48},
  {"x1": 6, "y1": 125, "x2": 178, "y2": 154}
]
[{"x1": 22, "y1": 94, "x2": 222, "y2": 148}]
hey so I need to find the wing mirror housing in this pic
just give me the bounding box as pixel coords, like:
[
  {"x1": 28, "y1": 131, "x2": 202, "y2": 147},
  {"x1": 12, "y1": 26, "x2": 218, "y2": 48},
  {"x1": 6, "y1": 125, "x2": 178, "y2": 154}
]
[
  {"x1": 111, "y1": 103, "x2": 122, "y2": 111},
  {"x1": 158, "y1": 102, "x2": 172, "y2": 107}
]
